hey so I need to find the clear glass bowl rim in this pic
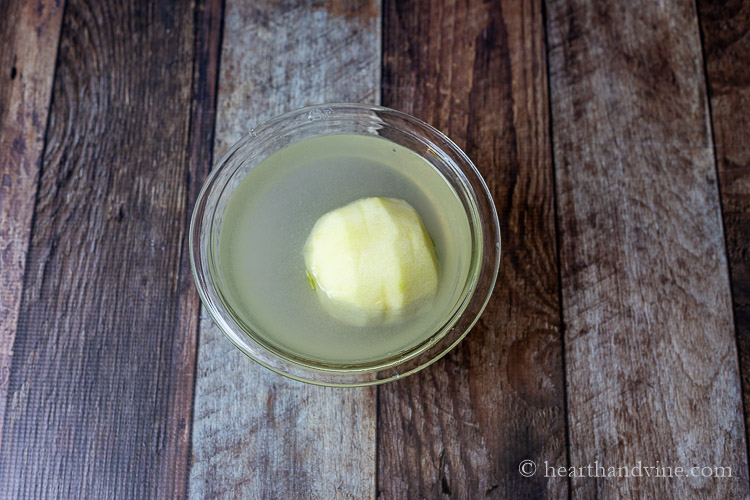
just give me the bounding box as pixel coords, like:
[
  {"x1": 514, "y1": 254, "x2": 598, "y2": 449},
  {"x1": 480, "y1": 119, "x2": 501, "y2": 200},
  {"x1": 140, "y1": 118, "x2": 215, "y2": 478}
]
[{"x1": 189, "y1": 103, "x2": 501, "y2": 386}]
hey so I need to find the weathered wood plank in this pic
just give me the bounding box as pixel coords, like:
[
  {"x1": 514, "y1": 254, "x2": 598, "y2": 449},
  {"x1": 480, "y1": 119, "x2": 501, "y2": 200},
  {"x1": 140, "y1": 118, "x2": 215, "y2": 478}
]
[
  {"x1": 167, "y1": 0, "x2": 224, "y2": 496},
  {"x1": 0, "y1": 1, "x2": 221, "y2": 497},
  {"x1": 546, "y1": 0, "x2": 749, "y2": 497},
  {"x1": 188, "y1": 1, "x2": 380, "y2": 498},
  {"x1": 0, "y1": 0, "x2": 65, "y2": 455},
  {"x1": 378, "y1": 0, "x2": 567, "y2": 498},
  {"x1": 697, "y1": 0, "x2": 750, "y2": 471}
]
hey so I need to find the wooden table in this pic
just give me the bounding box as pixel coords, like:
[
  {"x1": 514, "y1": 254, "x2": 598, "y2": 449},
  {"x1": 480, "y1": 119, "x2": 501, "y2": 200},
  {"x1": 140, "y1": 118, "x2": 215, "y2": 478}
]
[{"x1": 1, "y1": 0, "x2": 749, "y2": 498}]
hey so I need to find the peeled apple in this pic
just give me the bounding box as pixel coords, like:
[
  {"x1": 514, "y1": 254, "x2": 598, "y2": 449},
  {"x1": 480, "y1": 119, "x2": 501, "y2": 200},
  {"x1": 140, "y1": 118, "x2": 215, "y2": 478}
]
[{"x1": 303, "y1": 197, "x2": 439, "y2": 327}]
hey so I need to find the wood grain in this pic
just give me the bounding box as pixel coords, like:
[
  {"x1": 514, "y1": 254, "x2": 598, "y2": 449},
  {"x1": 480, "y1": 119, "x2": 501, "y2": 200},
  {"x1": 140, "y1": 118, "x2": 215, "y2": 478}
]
[
  {"x1": 188, "y1": 1, "x2": 380, "y2": 498},
  {"x1": 546, "y1": 0, "x2": 749, "y2": 497},
  {"x1": 697, "y1": 0, "x2": 750, "y2": 471},
  {"x1": 0, "y1": 0, "x2": 221, "y2": 497},
  {"x1": 0, "y1": 0, "x2": 65, "y2": 455},
  {"x1": 378, "y1": 0, "x2": 568, "y2": 498},
  {"x1": 169, "y1": 0, "x2": 224, "y2": 496}
]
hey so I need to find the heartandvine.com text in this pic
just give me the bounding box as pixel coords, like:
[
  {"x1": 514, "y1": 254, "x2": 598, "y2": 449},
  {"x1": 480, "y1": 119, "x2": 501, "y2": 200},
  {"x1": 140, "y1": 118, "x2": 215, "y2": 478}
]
[{"x1": 543, "y1": 461, "x2": 732, "y2": 478}]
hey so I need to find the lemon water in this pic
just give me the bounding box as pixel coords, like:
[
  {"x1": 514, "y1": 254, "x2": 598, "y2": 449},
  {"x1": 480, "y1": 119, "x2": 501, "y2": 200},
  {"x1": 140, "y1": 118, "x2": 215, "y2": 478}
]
[{"x1": 218, "y1": 134, "x2": 472, "y2": 366}]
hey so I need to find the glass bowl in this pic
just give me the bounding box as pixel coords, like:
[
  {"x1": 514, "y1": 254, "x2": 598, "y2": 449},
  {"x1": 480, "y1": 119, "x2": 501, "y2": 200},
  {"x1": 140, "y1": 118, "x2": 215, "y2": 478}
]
[{"x1": 190, "y1": 103, "x2": 500, "y2": 386}]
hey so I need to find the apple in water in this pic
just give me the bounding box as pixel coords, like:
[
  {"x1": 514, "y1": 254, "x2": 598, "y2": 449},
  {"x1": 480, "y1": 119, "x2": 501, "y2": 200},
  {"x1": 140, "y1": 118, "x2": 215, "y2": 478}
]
[{"x1": 304, "y1": 197, "x2": 439, "y2": 327}]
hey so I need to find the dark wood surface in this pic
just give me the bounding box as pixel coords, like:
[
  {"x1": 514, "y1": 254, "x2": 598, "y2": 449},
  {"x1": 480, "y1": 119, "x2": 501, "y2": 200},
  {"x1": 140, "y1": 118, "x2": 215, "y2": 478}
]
[
  {"x1": 379, "y1": 0, "x2": 566, "y2": 498},
  {"x1": 698, "y1": 0, "x2": 750, "y2": 472},
  {"x1": 546, "y1": 0, "x2": 747, "y2": 497},
  {"x1": 0, "y1": 0, "x2": 749, "y2": 498},
  {"x1": 0, "y1": 0, "x2": 64, "y2": 456},
  {"x1": 0, "y1": 0, "x2": 219, "y2": 497}
]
